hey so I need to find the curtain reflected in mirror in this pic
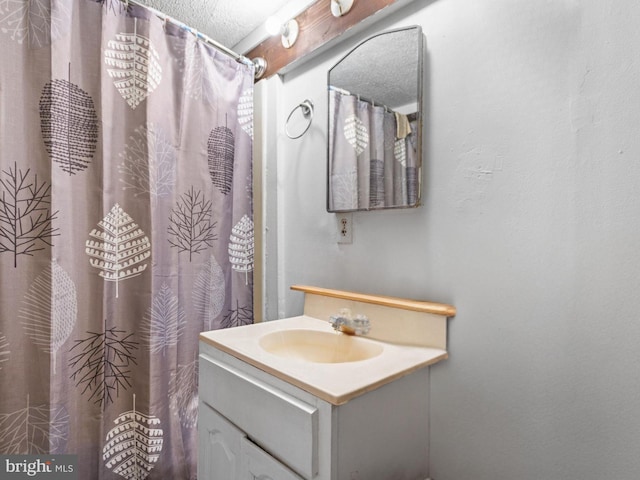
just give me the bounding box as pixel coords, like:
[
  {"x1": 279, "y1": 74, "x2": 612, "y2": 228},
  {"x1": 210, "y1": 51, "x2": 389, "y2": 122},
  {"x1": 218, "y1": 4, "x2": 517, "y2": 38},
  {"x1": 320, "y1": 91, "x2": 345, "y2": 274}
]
[{"x1": 327, "y1": 26, "x2": 424, "y2": 212}]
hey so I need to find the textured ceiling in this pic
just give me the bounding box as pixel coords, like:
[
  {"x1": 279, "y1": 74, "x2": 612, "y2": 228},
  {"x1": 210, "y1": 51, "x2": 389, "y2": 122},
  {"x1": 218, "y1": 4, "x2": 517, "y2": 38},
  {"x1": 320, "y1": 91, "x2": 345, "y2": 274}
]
[
  {"x1": 330, "y1": 27, "x2": 422, "y2": 110},
  {"x1": 139, "y1": 0, "x2": 292, "y2": 49}
]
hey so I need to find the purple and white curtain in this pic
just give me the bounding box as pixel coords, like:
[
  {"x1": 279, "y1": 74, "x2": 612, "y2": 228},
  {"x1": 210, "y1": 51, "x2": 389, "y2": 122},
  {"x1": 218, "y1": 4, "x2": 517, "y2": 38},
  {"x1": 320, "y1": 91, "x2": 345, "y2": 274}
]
[
  {"x1": 0, "y1": 0, "x2": 254, "y2": 478},
  {"x1": 328, "y1": 87, "x2": 418, "y2": 211}
]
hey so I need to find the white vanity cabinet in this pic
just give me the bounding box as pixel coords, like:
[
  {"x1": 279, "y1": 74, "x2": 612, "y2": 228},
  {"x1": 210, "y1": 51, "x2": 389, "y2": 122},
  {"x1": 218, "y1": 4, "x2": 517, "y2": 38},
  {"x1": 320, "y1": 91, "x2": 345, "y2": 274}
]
[
  {"x1": 198, "y1": 285, "x2": 455, "y2": 480},
  {"x1": 198, "y1": 340, "x2": 431, "y2": 480}
]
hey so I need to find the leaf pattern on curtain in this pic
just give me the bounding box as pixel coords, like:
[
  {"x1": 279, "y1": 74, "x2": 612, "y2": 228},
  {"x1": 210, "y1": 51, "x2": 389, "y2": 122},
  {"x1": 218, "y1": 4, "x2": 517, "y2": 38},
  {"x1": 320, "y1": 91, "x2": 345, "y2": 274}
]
[
  {"x1": 344, "y1": 114, "x2": 369, "y2": 155},
  {"x1": 85, "y1": 204, "x2": 151, "y2": 298},
  {"x1": 221, "y1": 300, "x2": 253, "y2": 329},
  {"x1": 207, "y1": 121, "x2": 235, "y2": 195},
  {"x1": 141, "y1": 283, "x2": 185, "y2": 355},
  {"x1": 118, "y1": 123, "x2": 177, "y2": 200},
  {"x1": 193, "y1": 255, "x2": 225, "y2": 331},
  {"x1": 0, "y1": 331, "x2": 8, "y2": 370},
  {"x1": 237, "y1": 88, "x2": 253, "y2": 139},
  {"x1": 229, "y1": 214, "x2": 254, "y2": 285},
  {"x1": 370, "y1": 159, "x2": 385, "y2": 208},
  {"x1": 181, "y1": 36, "x2": 214, "y2": 104},
  {"x1": 0, "y1": 0, "x2": 71, "y2": 47},
  {"x1": 407, "y1": 167, "x2": 419, "y2": 206},
  {"x1": 103, "y1": 394, "x2": 163, "y2": 480},
  {"x1": 39, "y1": 71, "x2": 99, "y2": 175},
  {"x1": 169, "y1": 360, "x2": 198, "y2": 429},
  {"x1": 0, "y1": 162, "x2": 59, "y2": 268},
  {"x1": 19, "y1": 259, "x2": 77, "y2": 373},
  {"x1": 49, "y1": 405, "x2": 70, "y2": 454},
  {"x1": 394, "y1": 138, "x2": 407, "y2": 167},
  {"x1": 0, "y1": 396, "x2": 69, "y2": 454},
  {"x1": 105, "y1": 28, "x2": 163, "y2": 109},
  {"x1": 168, "y1": 187, "x2": 217, "y2": 261},
  {"x1": 330, "y1": 170, "x2": 358, "y2": 211},
  {"x1": 68, "y1": 324, "x2": 138, "y2": 408}
]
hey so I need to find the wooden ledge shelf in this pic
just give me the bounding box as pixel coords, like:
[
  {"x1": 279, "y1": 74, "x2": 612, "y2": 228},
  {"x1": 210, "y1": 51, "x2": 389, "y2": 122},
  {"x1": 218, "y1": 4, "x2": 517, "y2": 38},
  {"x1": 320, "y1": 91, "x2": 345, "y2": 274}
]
[{"x1": 291, "y1": 285, "x2": 456, "y2": 317}]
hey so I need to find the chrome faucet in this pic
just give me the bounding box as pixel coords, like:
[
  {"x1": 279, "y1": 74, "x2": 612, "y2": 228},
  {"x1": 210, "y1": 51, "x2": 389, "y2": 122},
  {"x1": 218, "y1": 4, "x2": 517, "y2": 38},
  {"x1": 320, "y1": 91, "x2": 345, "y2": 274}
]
[{"x1": 329, "y1": 309, "x2": 371, "y2": 336}]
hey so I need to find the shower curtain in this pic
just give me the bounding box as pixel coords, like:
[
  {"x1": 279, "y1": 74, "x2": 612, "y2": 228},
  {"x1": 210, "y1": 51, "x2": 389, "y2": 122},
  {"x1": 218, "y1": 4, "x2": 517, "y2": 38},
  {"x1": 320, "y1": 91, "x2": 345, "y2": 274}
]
[
  {"x1": 0, "y1": 1, "x2": 253, "y2": 478},
  {"x1": 328, "y1": 87, "x2": 418, "y2": 211}
]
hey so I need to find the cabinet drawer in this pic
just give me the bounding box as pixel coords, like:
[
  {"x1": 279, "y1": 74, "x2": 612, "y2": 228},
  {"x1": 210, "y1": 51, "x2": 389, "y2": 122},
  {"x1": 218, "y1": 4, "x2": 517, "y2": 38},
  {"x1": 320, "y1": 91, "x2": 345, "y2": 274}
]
[{"x1": 199, "y1": 354, "x2": 318, "y2": 479}]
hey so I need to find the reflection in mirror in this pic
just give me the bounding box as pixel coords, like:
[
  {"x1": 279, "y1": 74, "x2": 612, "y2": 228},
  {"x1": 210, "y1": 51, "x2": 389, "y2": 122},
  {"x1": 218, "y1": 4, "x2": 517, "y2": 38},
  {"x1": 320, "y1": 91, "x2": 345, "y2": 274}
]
[{"x1": 327, "y1": 26, "x2": 424, "y2": 212}]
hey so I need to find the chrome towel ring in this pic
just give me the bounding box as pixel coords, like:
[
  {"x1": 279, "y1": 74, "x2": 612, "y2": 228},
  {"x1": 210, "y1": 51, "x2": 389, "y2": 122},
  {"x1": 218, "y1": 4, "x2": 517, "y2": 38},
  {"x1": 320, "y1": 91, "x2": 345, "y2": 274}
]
[{"x1": 285, "y1": 99, "x2": 314, "y2": 139}]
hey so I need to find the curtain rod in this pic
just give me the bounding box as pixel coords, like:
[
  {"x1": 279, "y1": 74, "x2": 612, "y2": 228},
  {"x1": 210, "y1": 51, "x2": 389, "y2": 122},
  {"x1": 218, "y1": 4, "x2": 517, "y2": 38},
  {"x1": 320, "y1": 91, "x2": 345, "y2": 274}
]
[
  {"x1": 124, "y1": 0, "x2": 254, "y2": 68},
  {"x1": 330, "y1": 85, "x2": 393, "y2": 113}
]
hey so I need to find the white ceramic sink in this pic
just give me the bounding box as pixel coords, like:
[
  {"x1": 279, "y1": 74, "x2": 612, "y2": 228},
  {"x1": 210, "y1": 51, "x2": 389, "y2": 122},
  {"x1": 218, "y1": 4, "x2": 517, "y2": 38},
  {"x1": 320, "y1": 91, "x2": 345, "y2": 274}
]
[
  {"x1": 201, "y1": 316, "x2": 449, "y2": 404},
  {"x1": 259, "y1": 329, "x2": 384, "y2": 363}
]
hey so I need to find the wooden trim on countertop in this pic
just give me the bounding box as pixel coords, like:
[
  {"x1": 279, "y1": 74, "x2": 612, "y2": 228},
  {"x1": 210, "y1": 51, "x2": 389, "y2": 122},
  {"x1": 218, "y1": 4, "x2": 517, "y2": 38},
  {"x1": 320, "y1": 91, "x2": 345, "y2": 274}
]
[{"x1": 290, "y1": 285, "x2": 456, "y2": 317}]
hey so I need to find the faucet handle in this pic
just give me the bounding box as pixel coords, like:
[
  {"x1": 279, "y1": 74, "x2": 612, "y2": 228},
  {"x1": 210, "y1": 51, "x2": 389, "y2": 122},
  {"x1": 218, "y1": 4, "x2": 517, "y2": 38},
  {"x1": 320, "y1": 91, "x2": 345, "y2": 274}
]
[
  {"x1": 353, "y1": 314, "x2": 371, "y2": 335},
  {"x1": 329, "y1": 310, "x2": 370, "y2": 335}
]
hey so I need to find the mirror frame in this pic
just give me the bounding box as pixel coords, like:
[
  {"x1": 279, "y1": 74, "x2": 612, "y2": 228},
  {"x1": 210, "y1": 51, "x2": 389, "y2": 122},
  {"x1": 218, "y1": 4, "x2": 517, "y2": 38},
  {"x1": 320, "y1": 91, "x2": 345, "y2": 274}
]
[{"x1": 326, "y1": 25, "x2": 424, "y2": 213}]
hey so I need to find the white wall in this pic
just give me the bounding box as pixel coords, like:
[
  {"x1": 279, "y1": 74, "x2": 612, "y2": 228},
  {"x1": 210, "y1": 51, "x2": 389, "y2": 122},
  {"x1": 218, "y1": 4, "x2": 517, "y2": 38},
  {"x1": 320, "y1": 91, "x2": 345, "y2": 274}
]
[{"x1": 259, "y1": 0, "x2": 640, "y2": 478}]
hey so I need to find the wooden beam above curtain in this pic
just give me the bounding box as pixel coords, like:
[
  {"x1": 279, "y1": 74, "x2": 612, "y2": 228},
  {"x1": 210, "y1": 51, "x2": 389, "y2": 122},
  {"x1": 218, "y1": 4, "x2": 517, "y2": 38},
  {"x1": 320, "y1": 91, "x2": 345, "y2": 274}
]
[{"x1": 247, "y1": 0, "x2": 410, "y2": 80}]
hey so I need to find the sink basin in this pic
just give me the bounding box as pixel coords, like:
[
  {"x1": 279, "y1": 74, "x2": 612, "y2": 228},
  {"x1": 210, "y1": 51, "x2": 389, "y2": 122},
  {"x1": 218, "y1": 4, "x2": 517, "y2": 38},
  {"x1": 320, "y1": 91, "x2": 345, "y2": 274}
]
[{"x1": 259, "y1": 329, "x2": 383, "y2": 363}]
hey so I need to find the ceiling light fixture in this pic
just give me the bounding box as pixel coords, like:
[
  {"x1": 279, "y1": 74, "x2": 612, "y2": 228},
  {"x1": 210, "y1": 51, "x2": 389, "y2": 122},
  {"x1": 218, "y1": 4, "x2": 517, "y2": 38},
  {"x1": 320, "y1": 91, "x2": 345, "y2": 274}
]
[
  {"x1": 264, "y1": 15, "x2": 299, "y2": 49},
  {"x1": 331, "y1": 0, "x2": 354, "y2": 17},
  {"x1": 280, "y1": 19, "x2": 299, "y2": 48}
]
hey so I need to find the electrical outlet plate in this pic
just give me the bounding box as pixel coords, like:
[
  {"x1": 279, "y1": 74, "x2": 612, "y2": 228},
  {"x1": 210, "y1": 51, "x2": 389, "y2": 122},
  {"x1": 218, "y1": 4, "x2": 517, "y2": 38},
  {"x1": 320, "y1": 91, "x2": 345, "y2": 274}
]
[{"x1": 336, "y1": 213, "x2": 353, "y2": 244}]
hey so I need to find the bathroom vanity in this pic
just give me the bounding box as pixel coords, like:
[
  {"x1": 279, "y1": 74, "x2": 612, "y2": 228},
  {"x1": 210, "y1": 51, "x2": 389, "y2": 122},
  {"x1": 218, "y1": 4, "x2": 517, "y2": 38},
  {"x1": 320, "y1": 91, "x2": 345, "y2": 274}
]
[{"x1": 198, "y1": 286, "x2": 455, "y2": 480}]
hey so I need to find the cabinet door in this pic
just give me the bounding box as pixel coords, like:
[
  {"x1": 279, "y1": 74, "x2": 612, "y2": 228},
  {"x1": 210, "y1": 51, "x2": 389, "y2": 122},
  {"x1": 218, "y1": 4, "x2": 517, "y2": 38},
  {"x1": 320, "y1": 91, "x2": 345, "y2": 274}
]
[
  {"x1": 198, "y1": 402, "x2": 245, "y2": 480},
  {"x1": 241, "y1": 437, "x2": 304, "y2": 480}
]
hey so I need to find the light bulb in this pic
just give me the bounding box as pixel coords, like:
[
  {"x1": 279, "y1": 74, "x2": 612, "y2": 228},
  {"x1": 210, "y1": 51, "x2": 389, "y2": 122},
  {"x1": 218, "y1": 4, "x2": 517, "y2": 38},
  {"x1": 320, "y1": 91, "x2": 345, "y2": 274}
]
[{"x1": 265, "y1": 16, "x2": 282, "y2": 36}]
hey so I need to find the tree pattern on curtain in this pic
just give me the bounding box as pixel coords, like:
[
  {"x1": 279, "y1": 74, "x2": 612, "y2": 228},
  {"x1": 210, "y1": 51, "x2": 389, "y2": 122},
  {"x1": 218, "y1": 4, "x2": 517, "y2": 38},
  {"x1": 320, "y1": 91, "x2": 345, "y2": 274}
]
[
  {"x1": 118, "y1": 123, "x2": 178, "y2": 201},
  {"x1": 0, "y1": 163, "x2": 59, "y2": 267},
  {"x1": 0, "y1": 0, "x2": 73, "y2": 47},
  {"x1": 0, "y1": 1, "x2": 254, "y2": 478}
]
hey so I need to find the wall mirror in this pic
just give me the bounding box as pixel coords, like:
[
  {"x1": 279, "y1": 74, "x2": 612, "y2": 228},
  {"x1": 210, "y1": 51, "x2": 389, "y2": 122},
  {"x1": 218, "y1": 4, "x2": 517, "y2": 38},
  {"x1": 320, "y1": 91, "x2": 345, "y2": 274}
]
[{"x1": 327, "y1": 25, "x2": 424, "y2": 212}]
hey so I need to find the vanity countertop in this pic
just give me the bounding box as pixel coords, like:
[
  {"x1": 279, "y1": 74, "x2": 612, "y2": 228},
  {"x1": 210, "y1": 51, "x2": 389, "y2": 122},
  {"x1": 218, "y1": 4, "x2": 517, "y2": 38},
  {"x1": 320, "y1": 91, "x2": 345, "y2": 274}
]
[{"x1": 199, "y1": 315, "x2": 448, "y2": 405}]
